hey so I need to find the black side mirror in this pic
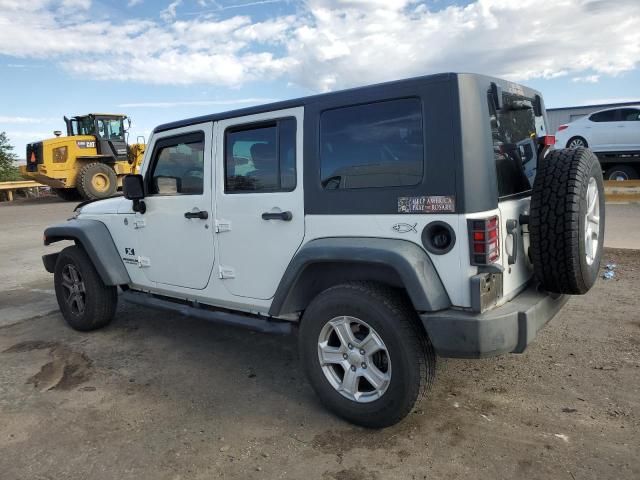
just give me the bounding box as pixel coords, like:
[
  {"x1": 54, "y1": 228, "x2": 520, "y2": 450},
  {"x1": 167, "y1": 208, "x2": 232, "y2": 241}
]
[{"x1": 123, "y1": 174, "x2": 146, "y2": 213}]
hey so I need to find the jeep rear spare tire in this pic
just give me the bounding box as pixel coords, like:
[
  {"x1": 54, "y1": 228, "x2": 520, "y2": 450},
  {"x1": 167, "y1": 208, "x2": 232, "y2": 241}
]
[{"x1": 530, "y1": 147, "x2": 605, "y2": 294}]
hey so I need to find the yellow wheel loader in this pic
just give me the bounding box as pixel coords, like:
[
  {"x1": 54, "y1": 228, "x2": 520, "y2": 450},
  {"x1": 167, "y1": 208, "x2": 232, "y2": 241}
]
[{"x1": 20, "y1": 114, "x2": 145, "y2": 201}]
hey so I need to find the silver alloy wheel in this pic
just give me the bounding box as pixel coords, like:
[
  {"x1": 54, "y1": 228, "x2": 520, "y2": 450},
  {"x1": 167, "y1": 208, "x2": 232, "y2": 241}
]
[
  {"x1": 317, "y1": 316, "x2": 391, "y2": 403},
  {"x1": 61, "y1": 264, "x2": 86, "y2": 315},
  {"x1": 568, "y1": 138, "x2": 586, "y2": 149},
  {"x1": 584, "y1": 177, "x2": 600, "y2": 266}
]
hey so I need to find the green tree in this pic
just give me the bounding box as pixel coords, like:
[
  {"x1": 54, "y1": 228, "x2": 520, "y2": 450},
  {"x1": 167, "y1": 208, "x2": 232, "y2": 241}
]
[{"x1": 0, "y1": 132, "x2": 21, "y2": 182}]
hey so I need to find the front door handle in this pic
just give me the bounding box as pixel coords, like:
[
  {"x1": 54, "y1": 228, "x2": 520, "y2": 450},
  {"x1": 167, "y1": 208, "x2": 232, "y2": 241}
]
[
  {"x1": 184, "y1": 210, "x2": 209, "y2": 220},
  {"x1": 261, "y1": 211, "x2": 293, "y2": 221}
]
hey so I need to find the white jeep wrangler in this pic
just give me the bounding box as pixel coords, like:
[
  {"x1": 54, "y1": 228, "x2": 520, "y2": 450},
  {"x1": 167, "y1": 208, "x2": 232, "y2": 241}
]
[{"x1": 43, "y1": 73, "x2": 605, "y2": 428}]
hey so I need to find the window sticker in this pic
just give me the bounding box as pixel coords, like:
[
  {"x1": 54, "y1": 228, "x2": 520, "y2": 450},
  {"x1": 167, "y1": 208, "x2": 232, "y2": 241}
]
[{"x1": 398, "y1": 195, "x2": 455, "y2": 213}]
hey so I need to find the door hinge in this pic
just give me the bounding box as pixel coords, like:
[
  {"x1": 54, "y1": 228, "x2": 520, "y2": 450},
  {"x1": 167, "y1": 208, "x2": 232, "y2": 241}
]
[
  {"x1": 134, "y1": 219, "x2": 146, "y2": 229},
  {"x1": 137, "y1": 256, "x2": 151, "y2": 268},
  {"x1": 218, "y1": 265, "x2": 235, "y2": 279},
  {"x1": 215, "y1": 219, "x2": 231, "y2": 233}
]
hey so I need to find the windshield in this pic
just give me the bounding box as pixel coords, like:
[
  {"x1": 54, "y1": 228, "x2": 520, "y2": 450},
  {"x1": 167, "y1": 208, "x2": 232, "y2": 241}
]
[{"x1": 488, "y1": 91, "x2": 542, "y2": 198}]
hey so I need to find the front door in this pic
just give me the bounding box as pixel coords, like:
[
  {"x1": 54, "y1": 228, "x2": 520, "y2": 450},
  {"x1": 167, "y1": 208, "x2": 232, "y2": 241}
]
[
  {"x1": 135, "y1": 123, "x2": 215, "y2": 289},
  {"x1": 214, "y1": 107, "x2": 304, "y2": 300}
]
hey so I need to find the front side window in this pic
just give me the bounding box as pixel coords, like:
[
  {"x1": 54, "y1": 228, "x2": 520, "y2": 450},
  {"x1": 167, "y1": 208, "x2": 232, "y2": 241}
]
[
  {"x1": 620, "y1": 108, "x2": 640, "y2": 121},
  {"x1": 224, "y1": 118, "x2": 296, "y2": 193},
  {"x1": 590, "y1": 110, "x2": 619, "y2": 122},
  {"x1": 488, "y1": 91, "x2": 539, "y2": 197},
  {"x1": 75, "y1": 117, "x2": 95, "y2": 135},
  {"x1": 148, "y1": 132, "x2": 204, "y2": 195},
  {"x1": 320, "y1": 98, "x2": 424, "y2": 190}
]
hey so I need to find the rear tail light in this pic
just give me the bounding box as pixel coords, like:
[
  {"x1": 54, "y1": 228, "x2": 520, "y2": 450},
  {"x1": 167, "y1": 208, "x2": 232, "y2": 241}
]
[
  {"x1": 542, "y1": 135, "x2": 556, "y2": 146},
  {"x1": 557, "y1": 124, "x2": 569, "y2": 131},
  {"x1": 468, "y1": 216, "x2": 500, "y2": 266}
]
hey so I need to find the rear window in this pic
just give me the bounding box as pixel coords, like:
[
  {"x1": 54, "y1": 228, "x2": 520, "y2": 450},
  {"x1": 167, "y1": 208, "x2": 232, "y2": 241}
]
[
  {"x1": 488, "y1": 91, "x2": 540, "y2": 198},
  {"x1": 590, "y1": 110, "x2": 618, "y2": 122},
  {"x1": 320, "y1": 98, "x2": 424, "y2": 190}
]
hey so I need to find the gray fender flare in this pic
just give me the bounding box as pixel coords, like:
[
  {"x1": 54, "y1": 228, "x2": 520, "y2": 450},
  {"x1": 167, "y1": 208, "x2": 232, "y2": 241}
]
[
  {"x1": 43, "y1": 219, "x2": 131, "y2": 286},
  {"x1": 268, "y1": 237, "x2": 451, "y2": 316}
]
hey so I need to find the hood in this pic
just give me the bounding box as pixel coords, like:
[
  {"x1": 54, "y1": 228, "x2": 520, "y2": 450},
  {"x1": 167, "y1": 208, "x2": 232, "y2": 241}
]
[{"x1": 77, "y1": 197, "x2": 130, "y2": 216}]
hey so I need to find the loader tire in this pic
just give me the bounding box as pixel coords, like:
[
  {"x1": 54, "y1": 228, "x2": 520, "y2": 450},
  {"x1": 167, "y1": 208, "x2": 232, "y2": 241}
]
[
  {"x1": 77, "y1": 162, "x2": 117, "y2": 200},
  {"x1": 53, "y1": 188, "x2": 82, "y2": 201}
]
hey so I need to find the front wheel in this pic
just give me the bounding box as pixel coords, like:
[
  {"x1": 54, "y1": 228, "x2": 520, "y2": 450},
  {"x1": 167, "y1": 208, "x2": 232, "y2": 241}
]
[
  {"x1": 77, "y1": 162, "x2": 117, "y2": 200},
  {"x1": 299, "y1": 282, "x2": 436, "y2": 428},
  {"x1": 54, "y1": 246, "x2": 117, "y2": 331}
]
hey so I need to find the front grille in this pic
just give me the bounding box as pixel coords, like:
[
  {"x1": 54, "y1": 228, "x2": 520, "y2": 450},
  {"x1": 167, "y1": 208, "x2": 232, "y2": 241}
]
[{"x1": 26, "y1": 142, "x2": 43, "y2": 172}]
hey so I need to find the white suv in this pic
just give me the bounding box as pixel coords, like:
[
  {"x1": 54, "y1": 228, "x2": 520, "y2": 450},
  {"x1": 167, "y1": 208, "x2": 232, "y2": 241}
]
[
  {"x1": 555, "y1": 106, "x2": 640, "y2": 180},
  {"x1": 42, "y1": 73, "x2": 605, "y2": 428}
]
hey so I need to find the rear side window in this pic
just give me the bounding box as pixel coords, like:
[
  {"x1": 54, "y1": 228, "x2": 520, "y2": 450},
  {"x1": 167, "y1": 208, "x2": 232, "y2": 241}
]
[
  {"x1": 148, "y1": 132, "x2": 204, "y2": 195},
  {"x1": 488, "y1": 92, "x2": 539, "y2": 198},
  {"x1": 225, "y1": 118, "x2": 296, "y2": 193},
  {"x1": 320, "y1": 98, "x2": 424, "y2": 190},
  {"x1": 590, "y1": 110, "x2": 619, "y2": 122}
]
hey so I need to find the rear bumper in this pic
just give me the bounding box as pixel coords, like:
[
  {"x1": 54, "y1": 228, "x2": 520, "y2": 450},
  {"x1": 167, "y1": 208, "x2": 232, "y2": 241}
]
[{"x1": 420, "y1": 285, "x2": 568, "y2": 358}]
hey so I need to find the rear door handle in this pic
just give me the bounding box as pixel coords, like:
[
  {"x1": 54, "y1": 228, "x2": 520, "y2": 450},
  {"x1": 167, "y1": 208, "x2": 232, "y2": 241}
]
[
  {"x1": 261, "y1": 211, "x2": 293, "y2": 221},
  {"x1": 184, "y1": 210, "x2": 209, "y2": 220}
]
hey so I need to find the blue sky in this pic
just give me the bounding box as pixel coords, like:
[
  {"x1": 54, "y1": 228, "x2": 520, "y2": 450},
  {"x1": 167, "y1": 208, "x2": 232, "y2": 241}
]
[{"x1": 1, "y1": 0, "x2": 639, "y2": 158}]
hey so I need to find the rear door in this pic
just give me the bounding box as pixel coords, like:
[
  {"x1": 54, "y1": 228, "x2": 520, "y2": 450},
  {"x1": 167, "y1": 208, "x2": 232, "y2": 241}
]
[
  {"x1": 618, "y1": 108, "x2": 640, "y2": 150},
  {"x1": 589, "y1": 109, "x2": 621, "y2": 151},
  {"x1": 214, "y1": 107, "x2": 305, "y2": 300},
  {"x1": 488, "y1": 92, "x2": 541, "y2": 298}
]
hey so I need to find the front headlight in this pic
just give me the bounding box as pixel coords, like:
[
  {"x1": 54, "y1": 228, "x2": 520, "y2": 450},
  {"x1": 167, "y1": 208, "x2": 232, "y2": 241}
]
[{"x1": 53, "y1": 146, "x2": 68, "y2": 163}]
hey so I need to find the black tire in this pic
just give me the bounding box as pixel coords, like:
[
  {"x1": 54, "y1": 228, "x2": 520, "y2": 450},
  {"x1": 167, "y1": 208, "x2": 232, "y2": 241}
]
[
  {"x1": 604, "y1": 164, "x2": 639, "y2": 181},
  {"x1": 566, "y1": 136, "x2": 588, "y2": 149},
  {"x1": 53, "y1": 188, "x2": 82, "y2": 201},
  {"x1": 530, "y1": 147, "x2": 605, "y2": 294},
  {"x1": 54, "y1": 246, "x2": 117, "y2": 331},
  {"x1": 77, "y1": 162, "x2": 117, "y2": 200},
  {"x1": 299, "y1": 282, "x2": 436, "y2": 428}
]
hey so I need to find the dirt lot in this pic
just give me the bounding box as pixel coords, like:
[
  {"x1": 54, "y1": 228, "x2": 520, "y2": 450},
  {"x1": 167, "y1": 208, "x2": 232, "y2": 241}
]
[{"x1": 0, "y1": 198, "x2": 639, "y2": 480}]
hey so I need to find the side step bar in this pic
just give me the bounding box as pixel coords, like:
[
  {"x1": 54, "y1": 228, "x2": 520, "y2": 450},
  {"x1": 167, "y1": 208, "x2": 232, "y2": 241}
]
[{"x1": 121, "y1": 290, "x2": 293, "y2": 335}]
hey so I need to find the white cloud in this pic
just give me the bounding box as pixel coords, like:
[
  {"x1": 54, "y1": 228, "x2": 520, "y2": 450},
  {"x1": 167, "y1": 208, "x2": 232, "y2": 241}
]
[
  {"x1": 161, "y1": 0, "x2": 183, "y2": 22},
  {"x1": 572, "y1": 75, "x2": 600, "y2": 83},
  {"x1": 128, "y1": 0, "x2": 143, "y2": 6},
  {"x1": 0, "y1": 0, "x2": 638, "y2": 91}
]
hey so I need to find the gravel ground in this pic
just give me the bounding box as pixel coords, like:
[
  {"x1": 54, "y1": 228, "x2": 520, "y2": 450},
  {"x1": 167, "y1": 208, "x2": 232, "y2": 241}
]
[{"x1": 0, "y1": 198, "x2": 638, "y2": 480}]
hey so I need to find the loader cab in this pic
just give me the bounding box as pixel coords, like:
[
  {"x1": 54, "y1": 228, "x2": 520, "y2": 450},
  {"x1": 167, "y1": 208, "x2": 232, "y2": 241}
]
[{"x1": 65, "y1": 114, "x2": 129, "y2": 162}]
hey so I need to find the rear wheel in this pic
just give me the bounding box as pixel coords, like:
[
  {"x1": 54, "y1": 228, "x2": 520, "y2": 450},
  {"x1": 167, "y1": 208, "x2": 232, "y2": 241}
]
[
  {"x1": 77, "y1": 162, "x2": 117, "y2": 200},
  {"x1": 567, "y1": 136, "x2": 588, "y2": 149},
  {"x1": 530, "y1": 147, "x2": 605, "y2": 294},
  {"x1": 299, "y1": 282, "x2": 436, "y2": 428},
  {"x1": 604, "y1": 164, "x2": 639, "y2": 181},
  {"x1": 54, "y1": 246, "x2": 117, "y2": 331},
  {"x1": 53, "y1": 188, "x2": 82, "y2": 201}
]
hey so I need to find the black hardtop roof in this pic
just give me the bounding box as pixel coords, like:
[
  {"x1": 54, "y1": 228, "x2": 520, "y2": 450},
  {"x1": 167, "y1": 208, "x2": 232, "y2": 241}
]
[{"x1": 153, "y1": 72, "x2": 460, "y2": 133}]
